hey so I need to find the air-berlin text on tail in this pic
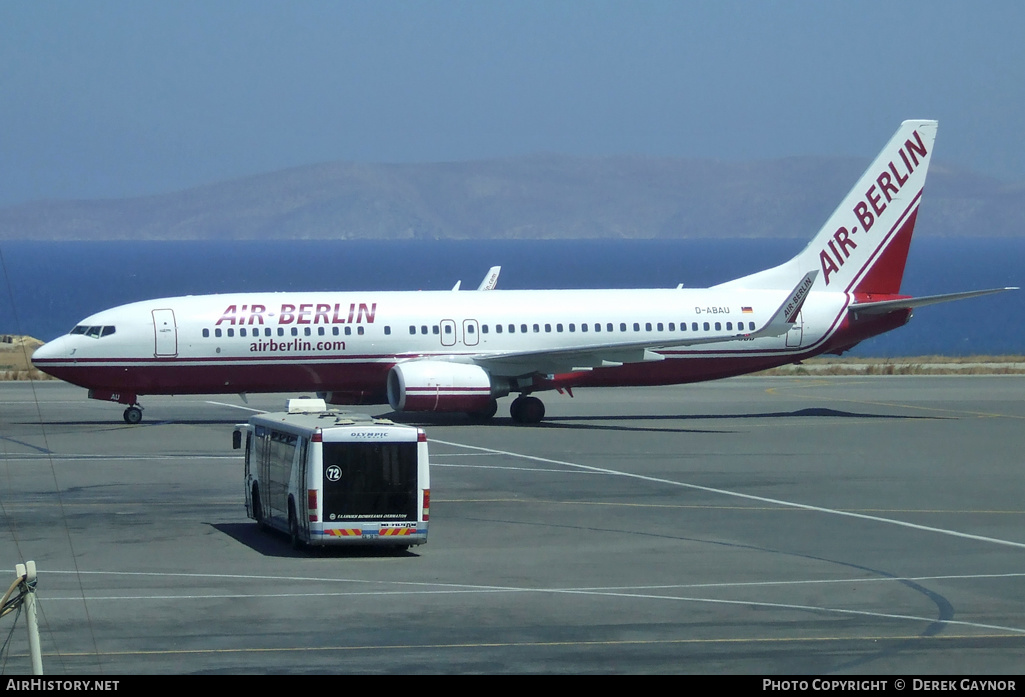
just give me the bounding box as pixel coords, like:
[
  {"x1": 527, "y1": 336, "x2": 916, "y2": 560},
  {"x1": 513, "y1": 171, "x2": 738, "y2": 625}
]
[
  {"x1": 215, "y1": 302, "x2": 377, "y2": 326},
  {"x1": 819, "y1": 129, "x2": 928, "y2": 285}
]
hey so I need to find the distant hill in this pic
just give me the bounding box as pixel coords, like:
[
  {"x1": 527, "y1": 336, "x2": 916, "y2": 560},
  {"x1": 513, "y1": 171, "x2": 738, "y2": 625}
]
[{"x1": 2, "y1": 155, "x2": 1023, "y2": 240}]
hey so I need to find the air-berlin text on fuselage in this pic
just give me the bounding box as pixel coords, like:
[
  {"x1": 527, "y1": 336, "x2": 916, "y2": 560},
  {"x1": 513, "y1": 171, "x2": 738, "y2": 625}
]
[
  {"x1": 215, "y1": 302, "x2": 377, "y2": 326},
  {"x1": 819, "y1": 129, "x2": 928, "y2": 286}
]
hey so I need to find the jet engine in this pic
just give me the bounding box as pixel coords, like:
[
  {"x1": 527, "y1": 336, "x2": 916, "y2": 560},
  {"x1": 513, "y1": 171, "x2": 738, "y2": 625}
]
[{"x1": 387, "y1": 361, "x2": 506, "y2": 412}]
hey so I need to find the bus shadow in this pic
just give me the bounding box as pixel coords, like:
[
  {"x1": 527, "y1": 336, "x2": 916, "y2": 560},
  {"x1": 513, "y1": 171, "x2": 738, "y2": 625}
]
[{"x1": 213, "y1": 522, "x2": 423, "y2": 559}]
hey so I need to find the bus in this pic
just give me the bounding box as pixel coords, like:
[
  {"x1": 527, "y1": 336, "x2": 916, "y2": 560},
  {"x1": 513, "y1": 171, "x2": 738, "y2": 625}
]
[{"x1": 233, "y1": 399, "x2": 429, "y2": 549}]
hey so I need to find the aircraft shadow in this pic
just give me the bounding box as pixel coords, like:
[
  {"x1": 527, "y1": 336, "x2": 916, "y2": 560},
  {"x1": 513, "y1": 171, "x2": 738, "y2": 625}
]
[{"x1": 382, "y1": 406, "x2": 945, "y2": 435}]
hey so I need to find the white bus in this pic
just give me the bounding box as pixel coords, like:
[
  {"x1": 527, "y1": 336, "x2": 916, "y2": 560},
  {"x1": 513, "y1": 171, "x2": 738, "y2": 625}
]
[{"x1": 233, "y1": 399, "x2": 429, "y2": 549}]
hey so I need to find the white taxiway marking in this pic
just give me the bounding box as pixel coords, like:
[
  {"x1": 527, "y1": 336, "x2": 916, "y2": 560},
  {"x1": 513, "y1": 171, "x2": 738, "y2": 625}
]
[
  {"x1": 42, "y1": 570, "x2": 1025, "y2": 635},
  {"x1": 432, "y1": 439, "x2": 1025, "y2": 551}
]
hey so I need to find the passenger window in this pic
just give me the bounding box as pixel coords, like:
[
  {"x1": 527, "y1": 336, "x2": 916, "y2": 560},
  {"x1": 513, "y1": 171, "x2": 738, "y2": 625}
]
[
  {"x1": 715, "y1": 322, "x2": 721, "y2": 331},
  {"x1": 409, "y1": 325, "x2": 416, "y2": 335},
  {"x1": 215, "y1": 328, "x2": 222, "y2": 338},
  {"x1": 384, "y1": 326, "x2": 391, "y2": 335},
  {"x1": 357, "y1": 326, "x2": 365, "y2": 335},
  {"x1": 703, "y1": 322, "x2": 710, "y2": 331},
  {"x1": 203, "y1": 328, "x2": 210, "y2": 338}
]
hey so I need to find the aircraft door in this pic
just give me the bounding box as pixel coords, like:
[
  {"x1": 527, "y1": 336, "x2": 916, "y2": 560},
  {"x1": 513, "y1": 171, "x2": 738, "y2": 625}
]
[
  {"x1": 439, "y1": 319, "x2": 457, "y2": 347},
  {"x1": 785, "y1": 311, "x2": 804, "y2": 348},
  {"x1": 462, "y1": 319, "x2": 479, "y2": 346},
  {"x1": 152, "y1": 308, "x2": 178, "y2": 358}
]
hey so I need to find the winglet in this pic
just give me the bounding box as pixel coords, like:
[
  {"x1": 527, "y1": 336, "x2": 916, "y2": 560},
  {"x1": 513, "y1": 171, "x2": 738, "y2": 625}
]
[
  {"x1": 477, "y1": 266, "x2": 501, "y2": 291},
  {"x1": 750, "y1": 271, "x2": 818, "y2": 337}
]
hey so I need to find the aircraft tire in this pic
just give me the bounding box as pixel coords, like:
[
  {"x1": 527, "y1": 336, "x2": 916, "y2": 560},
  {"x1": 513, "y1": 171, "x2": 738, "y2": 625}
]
[
  {"x1": 123, "y1": 406, "x2": 143, "y2": 424},
  {"x1": 511, "y1": 396, "x2": 545, "y2": 424},
  {"x1": 467, "y1": 399, "x2": 499, "y2": 422}
]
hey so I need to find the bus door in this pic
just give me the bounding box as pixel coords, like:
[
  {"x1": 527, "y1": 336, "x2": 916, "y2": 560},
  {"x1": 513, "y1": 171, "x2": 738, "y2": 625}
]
[
  {"x1": 293, "y1": 438, "x2": 310, "y2": 541},
  {"x1": 152, "y1": 308, "x2": 178, "y2": 358},
  {"x1": 462, "y1": 319, "x2": 479, "y2": 346},
  {"x1": 439, "y1": 319, "x2": 457, "y2": 347}
]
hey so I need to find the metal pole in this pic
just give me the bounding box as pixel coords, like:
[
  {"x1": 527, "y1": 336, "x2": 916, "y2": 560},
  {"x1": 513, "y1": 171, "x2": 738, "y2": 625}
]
[{"x1": 15, "y1": 562, "x2": 42, "y2": 675}]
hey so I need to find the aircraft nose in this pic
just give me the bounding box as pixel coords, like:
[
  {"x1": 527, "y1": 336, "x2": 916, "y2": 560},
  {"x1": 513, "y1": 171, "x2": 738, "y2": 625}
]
[{"x1": 31, "y1": 335, "x2": 70, "y2": 365}]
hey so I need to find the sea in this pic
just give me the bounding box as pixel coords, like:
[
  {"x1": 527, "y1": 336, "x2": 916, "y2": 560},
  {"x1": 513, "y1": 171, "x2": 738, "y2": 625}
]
[{"x1": 1, "y1": 238, "x2": 1022, "y2": 356}]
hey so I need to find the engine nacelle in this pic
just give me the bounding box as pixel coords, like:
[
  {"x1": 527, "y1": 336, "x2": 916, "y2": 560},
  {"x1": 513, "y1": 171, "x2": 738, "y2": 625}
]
[{"x1": 387, "y1": 361, "x2": 503, "y2": 412}]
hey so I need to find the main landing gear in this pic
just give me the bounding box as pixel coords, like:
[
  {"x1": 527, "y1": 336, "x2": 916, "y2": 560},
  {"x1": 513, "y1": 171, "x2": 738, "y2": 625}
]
[{"x1": 509, "y1": 395, "x2": 545, "y2": 424}]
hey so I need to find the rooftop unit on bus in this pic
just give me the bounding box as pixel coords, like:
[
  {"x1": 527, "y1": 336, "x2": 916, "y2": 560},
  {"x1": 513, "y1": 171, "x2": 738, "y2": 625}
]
[{"x1": 233, "y1": 408, "x2": 429, "y2": 550}]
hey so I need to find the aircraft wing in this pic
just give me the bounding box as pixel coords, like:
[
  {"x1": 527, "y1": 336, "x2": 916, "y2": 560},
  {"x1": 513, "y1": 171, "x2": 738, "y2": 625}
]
[
  {"x1": 451, "y1": 266, "x2": 501, "y2": 291},
  {"x1": 477, "y1": 266, "x2": 501, "y2": 291},
  {"x1": 474, "y1": 272, "x2": 817, "y2": 376},
  {"x1": 849, "y1": 287, "x2": 1017, "y2": 316}
]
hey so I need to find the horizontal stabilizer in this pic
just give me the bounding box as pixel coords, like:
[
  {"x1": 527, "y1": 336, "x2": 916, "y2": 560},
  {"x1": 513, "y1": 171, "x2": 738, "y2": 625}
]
[{"x1": 849, "y1": 287, "x2": 1017, "y2": 316}]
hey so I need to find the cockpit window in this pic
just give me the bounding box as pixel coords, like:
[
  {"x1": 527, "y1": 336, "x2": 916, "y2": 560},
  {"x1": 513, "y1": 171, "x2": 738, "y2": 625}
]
[{"x1": 70, "y1": 325, "x2": 116, "y2": 338}]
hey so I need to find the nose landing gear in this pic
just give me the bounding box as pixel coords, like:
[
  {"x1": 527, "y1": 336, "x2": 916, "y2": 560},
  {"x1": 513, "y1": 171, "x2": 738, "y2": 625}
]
[{"x1": 123, "y1": 405, "x2": 143, "y2": 424}]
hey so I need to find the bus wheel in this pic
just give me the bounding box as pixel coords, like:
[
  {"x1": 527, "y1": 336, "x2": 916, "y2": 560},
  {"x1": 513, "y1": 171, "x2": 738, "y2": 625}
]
[
  {"x1": 252, "y1": 485, "x2": 265, "y2": 530},
  {"x1": 288, "y1": 502, "x2": 302, "y2": 550}
]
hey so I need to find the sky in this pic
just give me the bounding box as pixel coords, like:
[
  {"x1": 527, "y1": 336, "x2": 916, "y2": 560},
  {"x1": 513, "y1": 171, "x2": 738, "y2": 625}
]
[{"x1": 2, "y1": 1, "x2": 1024, "y2": 208}]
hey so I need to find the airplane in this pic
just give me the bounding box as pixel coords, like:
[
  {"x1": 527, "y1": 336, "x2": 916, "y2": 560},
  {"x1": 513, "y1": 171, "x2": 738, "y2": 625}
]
[{"x1": 31, "y1": 120, "x2": 1015, "y2": 425}]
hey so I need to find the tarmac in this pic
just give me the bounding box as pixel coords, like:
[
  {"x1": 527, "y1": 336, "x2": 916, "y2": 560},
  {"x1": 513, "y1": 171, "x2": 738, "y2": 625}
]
[{"x1": 1, "y1": 376, "x2": 1024, "y2": 675}]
